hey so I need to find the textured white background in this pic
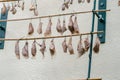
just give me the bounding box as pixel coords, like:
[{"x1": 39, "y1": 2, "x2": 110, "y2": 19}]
[{"x1": 0, "y1": 0, "x2": 120, "y2": 80}]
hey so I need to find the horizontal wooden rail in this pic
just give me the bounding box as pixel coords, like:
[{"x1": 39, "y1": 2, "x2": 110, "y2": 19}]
[
  {"x1": 69, "y1": 78, "x2": 102, "y2": 80},
  {"x1": 0, "y1": 31, "x2": 103, "y2": 41},
  {"x1": 0, "y1": 9, "x2": 110, "y2": 22},
  {"x1": 0, "y1": 0, "x2": 20, "y2": 2}
]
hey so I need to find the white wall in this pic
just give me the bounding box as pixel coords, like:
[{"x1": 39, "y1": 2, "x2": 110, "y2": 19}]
[{"x1": 0, "y1": 0, "x2": 120, "y2": 80}]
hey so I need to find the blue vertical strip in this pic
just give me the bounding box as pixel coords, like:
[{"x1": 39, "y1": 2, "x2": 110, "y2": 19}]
[
  {"x1": 87, "y1": 0, "x2": 96, "y2": 79},
  {"x1": 0, "y1": 10, "x2": 8, "y2": 49},
  {"x1": 98, "y1": 0, "x2": 106, "y2": 43}
]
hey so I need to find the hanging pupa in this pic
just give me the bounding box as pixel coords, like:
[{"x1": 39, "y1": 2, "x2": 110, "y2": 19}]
[
  {"x1": 37, "y1": 19, "x2": 43, "y2": 34},
  {"x1": 64, "y1": 0, "x2": 70, "y2": 9},
  {"x1": 22, "y1": 41, "x2": 29, "y2": 59},
  {"x1": 86, "y1": 0, "x2": 90, "y2": 3},
  {"x1": 17, "y1": 0, "x2": 21, "y2": 7},
  {"x1": 34, "y1": 9, "x2": 38, "y2": 16},
  {"x1": 34, "y1": 4, "x2": 38, "y2": 16},
  {"x1": 44, "y1": 18, "x2": 52, "y2": 36},
  {"x1": 77, "y1": 36, "x2": 85, "y2": 57},
  {"x1": 68, "y1": 37, "x2": 74, "y2": 55},
  {"x1": 1, "y1": 3, "x2": 7, "y2": 15},
  {"x1": 62, "y1": 18, "x2": 67, "y2": 34},
  {"x1": 49, "y1": 39, "x2": 56, "y2": 58},
  {"x1": 56, "y1": 18, "x2": 62, "y2": 34},
  {"x1": 73, "y1": 16, "x2": 79, "y2": 34},
  {"x1": 40, "y1": 40, "x2": 46, "y2": 58},
  {"x1": 29, "y1": 4, "x2": 35, "y2": 11},
  {"x1": 62, "y1": 3, "x2": 66, "y2": 11},
  {"x1": 93, "y1": 36, "x2": 100, "y2": 53},
  {"x1": 15, "y1": 40, "x2": 20, "y2": 59},
  {"x1": 12, "y1": 8, "x2": 17, "y2": 15},
  {"x1": 11, "y1": 3, "x2": 17, "y2": 15},
  {"x1": 68, "y1": 15, "x2": 74, "y2": 34},
  {"x1": 84, "y1": 36, "x2": 90, "y2": 52},
  {"x1": 28, "y1": 22, "x2": 34, "y2": 35},
  {"x1": 21, "y1": 1, "x2": 25, "y2": 10},
  {"x1": 118, "y1": 0, "x2": 120, "y2": 6},
  {"x1": 62, "y1": 38, "x2": 68, "y2": 53},
  {"x1": 31, "y1": 40, "x2": 37, "y2": 58}
]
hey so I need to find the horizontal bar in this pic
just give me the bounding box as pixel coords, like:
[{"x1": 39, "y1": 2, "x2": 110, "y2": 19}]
[
  {"x1": 69, "y1": 78, "x2": 102, "y2": 80},
  {"x1": 0, "y1": 0, "x2": 21, "y2": 2},
  {"x1": 0, "y1": 31, "x2": 103, "y2": 41},
  {"x1": 0, "y1": 9, "x2": 110, "y2": 22}
]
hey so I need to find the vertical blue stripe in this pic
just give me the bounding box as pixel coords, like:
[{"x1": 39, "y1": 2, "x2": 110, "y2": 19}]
[
  {"x1": 0, "y1": 9, "x2": 8, "y2": 49},
  {"x1": 87, "y1": 0, "x2": 96, "y2": 79}
]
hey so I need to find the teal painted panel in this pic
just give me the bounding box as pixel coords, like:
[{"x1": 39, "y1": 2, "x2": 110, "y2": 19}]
[
  {"x1": 98, "y1": 0, "x2": 106, "y2": 43},
  {"x1": 0, "y1": 10, "x2": 8, "y2": 49}
]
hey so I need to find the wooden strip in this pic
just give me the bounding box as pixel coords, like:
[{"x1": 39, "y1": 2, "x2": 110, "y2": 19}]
[
  {"x1": 67, "y1": 78, "x2": 102, "y2": 80},
  {"x1": 0, "y1": 9, "x2": 110, "y2": 22},
  {"x1": 0, "y1": 0, "x2": 20, "y2": 2},
  {"x1": 0, "y1": 31, "x2": 103, "y2": 41}
]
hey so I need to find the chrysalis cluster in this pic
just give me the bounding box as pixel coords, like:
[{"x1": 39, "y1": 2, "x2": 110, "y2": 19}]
[
  {"x1": 62, "y1": 0, "x2": 91, "y2": 11},
  {"x1": 14, "y1": 36, "x2": 101, "y2": 59}
]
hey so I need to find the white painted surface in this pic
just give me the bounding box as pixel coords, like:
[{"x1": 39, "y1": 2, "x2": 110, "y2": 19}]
[{"x1": 0, "y1": 0, "x2": 120, "y2": 80}]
